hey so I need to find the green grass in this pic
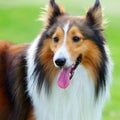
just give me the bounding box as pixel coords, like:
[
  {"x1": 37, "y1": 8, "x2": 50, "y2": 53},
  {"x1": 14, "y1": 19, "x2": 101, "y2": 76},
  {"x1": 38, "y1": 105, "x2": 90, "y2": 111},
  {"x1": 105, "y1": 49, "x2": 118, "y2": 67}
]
[
  {"x1": 0, "y1": 6, "x2": 43, "y2": 43},
  {"x1": 0, "y1": 0, "x2": 120, "y2": 120}
]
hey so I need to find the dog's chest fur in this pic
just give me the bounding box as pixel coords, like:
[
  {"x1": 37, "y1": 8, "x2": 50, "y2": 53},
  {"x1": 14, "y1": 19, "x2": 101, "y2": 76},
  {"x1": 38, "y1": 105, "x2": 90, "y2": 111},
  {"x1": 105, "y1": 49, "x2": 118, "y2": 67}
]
[{"x1": 28, "y1": 65, "x2": 104, "y2": 120}]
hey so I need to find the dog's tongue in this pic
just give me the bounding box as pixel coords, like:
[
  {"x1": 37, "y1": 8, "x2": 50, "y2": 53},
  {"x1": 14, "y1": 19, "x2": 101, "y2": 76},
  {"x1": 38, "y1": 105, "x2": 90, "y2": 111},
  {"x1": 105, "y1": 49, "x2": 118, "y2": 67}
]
[{"x1": 57, "y1": 67, "x2": 72, "y2": 89}]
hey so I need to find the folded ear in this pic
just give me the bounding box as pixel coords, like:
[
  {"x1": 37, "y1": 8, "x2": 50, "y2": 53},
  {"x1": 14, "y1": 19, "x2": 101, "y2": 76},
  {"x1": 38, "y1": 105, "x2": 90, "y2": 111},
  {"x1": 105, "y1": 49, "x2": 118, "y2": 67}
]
[
  {"x1": 43, "y1": 0, "x2": 65, "y2": 27},
  {"x1": 86, "y1": 0, "x2": 103, "y2": 30}
]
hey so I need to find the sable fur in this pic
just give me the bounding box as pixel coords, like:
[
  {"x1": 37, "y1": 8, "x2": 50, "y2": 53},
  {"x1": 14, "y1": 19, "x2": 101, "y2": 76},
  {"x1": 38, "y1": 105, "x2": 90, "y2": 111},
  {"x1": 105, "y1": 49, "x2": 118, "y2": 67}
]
[{"x1": 0, "y1": 42, "x2": 32, "y2": 120}]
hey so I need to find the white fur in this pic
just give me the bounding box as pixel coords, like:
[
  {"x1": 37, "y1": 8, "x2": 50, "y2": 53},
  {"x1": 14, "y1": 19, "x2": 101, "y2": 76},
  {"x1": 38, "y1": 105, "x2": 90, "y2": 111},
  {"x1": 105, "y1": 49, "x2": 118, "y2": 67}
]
[
  {"x1": 26, "y1": 36, "x2": 112, "y2": 120},
  {"x1": 54, "y1": 22, "x2": 73, "y2": 67},
  {"x1": 26, "y1": 35, "x2": 41, "y2": 97},
  {"x1": 63, "y1": 22, "x2": 69, "y2": 42}
]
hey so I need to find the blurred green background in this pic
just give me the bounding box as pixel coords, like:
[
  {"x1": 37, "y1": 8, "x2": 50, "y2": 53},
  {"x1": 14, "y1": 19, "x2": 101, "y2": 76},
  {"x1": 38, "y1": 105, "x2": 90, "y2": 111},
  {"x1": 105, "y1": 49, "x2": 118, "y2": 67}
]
[{"x1": 0, "y1": 0, "x2": 120, "y2": 120}]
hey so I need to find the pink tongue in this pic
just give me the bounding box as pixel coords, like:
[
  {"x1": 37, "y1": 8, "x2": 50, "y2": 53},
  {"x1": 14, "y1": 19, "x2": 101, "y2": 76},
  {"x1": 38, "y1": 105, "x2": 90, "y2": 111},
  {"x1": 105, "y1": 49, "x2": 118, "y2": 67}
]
[{"x1": 57, "y1": 67, "x2": 72, "y2": 89}]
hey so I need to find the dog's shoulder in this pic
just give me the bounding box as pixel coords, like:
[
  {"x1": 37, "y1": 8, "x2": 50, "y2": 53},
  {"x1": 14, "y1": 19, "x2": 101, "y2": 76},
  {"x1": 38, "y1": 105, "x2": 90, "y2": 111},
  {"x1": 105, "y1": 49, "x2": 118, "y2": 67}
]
[{"x1": 0, "y1": 40, "x2": 31, "y2": 120}]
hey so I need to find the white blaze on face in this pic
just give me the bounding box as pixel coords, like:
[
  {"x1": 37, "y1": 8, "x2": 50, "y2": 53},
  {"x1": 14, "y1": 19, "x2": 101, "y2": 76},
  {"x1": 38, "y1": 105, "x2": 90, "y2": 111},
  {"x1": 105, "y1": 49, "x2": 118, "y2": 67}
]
[{"x1": 53, "y1": 22, "x2": 73, "y2": 67}]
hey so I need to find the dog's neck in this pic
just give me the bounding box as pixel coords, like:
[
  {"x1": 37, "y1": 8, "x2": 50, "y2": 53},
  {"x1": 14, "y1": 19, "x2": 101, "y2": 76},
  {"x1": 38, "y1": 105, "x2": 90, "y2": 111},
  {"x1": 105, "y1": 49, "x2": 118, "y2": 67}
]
[{"x1": 27, "y1": 65, "x2": 105, "y2": 120}]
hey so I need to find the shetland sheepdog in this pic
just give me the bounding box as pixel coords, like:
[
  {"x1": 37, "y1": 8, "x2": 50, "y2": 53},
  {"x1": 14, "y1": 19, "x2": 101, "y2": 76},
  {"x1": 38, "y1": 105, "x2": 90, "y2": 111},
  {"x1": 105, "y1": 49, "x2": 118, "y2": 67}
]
[{"x1": 0, "y1": 0, "x2": 112, "y2": 120}]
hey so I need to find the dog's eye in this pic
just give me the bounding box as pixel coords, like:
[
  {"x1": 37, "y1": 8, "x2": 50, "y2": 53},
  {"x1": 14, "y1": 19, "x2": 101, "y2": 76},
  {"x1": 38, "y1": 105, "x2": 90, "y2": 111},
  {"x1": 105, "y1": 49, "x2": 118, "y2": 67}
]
[
  {"x1": 72, "y1": 36, "x2": 80, "y2": 42},
  {"x1": 53, "y1": 37, "x2": 59, "y2": 43}
]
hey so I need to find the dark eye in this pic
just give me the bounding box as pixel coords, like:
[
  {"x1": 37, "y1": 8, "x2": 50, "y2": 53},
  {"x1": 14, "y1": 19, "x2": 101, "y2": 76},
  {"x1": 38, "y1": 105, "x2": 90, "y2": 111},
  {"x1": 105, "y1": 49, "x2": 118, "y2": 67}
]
[
  {"x1": 53, "y1": 37, "x2": 59, "y2": 43},
  {"x1": 72, "y1": 36, "x2": 80, "y2": 42}
]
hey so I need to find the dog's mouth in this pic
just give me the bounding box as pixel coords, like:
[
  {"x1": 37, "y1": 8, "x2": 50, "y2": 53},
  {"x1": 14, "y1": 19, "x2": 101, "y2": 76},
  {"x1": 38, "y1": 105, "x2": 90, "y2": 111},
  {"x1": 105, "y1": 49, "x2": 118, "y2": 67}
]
[{"x1": 57, "y1": 55, "x2": 82, "y2": 89}]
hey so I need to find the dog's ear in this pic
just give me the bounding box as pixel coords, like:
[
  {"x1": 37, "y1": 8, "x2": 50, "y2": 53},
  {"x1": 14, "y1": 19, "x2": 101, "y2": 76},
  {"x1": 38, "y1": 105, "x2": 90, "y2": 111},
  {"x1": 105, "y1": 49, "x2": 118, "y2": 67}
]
[
  {"x1": 86, "y1": 0, "x2": 103, "y2": 30},
  {"x1": 43, "y1": 0, "x2": 65, "y2": 27}
]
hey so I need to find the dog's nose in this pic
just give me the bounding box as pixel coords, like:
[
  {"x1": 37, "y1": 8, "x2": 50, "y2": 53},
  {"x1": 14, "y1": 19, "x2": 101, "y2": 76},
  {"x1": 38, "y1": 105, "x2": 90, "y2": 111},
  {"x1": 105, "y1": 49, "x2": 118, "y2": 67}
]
[{"x1": 55, "y1": 58, "x2": 66, "y2": 67}]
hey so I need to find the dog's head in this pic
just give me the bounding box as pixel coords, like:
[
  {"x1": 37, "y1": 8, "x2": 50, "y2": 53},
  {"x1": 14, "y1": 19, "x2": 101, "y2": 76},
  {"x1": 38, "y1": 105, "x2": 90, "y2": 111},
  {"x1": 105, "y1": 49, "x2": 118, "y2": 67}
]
[{"x1": 38, "y1": 0, "x2": 107, "y2": 92}]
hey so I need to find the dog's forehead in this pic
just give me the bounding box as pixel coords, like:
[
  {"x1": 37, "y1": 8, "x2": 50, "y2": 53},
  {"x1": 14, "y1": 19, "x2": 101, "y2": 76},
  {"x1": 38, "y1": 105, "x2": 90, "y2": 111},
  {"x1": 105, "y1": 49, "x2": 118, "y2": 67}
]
[
  {"x1": 57, "y1": 15, "x2": 85, "y2": 28},
  {"x1": 47, "y1": 15, "x2": 94, "y2": 39},
  {"x1": 54, "y1": 15, "x2": 94, "y2": 38}
]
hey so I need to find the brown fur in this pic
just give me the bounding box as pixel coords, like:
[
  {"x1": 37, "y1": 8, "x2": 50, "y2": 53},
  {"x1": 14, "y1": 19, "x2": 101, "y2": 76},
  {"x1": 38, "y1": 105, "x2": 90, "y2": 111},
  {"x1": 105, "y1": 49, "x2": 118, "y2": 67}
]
[
  {"x1": 0, "y1": 41, "x2": 32, "y2": 120},
  {"x1": 39, "y1": 39, "x2": 58, "y2": 86},
  {"x1": 0, "y1": 41, "x2": 12, "y2": 120}
]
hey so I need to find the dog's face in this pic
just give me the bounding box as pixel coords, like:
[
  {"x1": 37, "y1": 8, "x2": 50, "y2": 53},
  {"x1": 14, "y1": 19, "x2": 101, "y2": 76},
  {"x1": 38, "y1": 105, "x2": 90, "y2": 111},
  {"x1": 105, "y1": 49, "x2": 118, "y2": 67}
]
[
  {"x1": 39, "y1": 0, "x2": 106, "y2": 89},
  {"x1": 50, "y1": 16, "x2": 101, "y2": 68},
  {"x1": 51, "y1": 17, "x2": 86, "y2": 68}
]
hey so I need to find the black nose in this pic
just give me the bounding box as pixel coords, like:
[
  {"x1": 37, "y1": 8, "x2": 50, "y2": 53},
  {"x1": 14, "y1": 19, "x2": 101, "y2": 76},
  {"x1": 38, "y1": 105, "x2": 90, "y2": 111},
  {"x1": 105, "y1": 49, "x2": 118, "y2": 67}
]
[{"x1": 55, "y1": 58, "x2": 66, "y2": 67}]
